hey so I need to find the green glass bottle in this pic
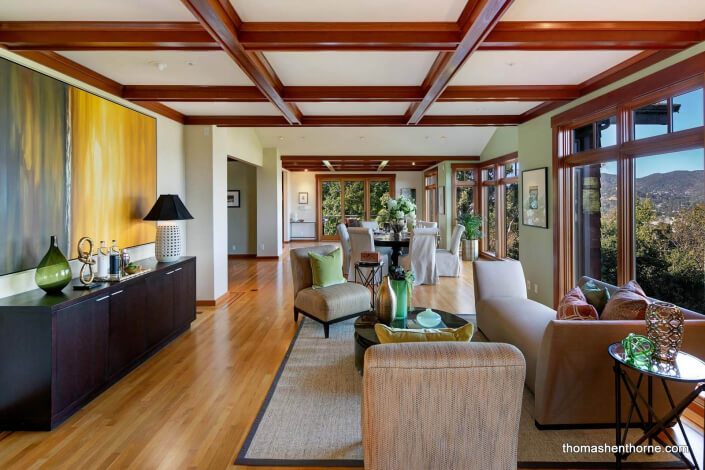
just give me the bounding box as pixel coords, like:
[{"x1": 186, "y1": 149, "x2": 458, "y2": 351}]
[{"x1": 35, "y1": 235, "x2": 72, "y2": 294}]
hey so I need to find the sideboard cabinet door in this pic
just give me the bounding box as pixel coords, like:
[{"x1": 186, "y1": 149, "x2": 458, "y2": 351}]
[
  {"x1": 173, "y1": 261, "x2": 196, "y2": 329},
  {"x1": 53, "y1": 295, "x2": 110, "y2": 415},
  {"x1": 145, "y1": 271, "x2": 175, "y2": 348},
  {"x1": 107, "y1": 281, "x2": 147, "y2": 378}
]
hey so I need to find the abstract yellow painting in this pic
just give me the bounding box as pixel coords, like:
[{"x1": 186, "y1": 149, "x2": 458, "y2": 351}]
[{"x1": 69, "y1": 88, "x2": 156, "y2": 258}]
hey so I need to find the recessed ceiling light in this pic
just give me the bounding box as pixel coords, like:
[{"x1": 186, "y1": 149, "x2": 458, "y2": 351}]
[
  {"x1": 304, "y1": 168, "x2": 308, "y2": 172},
  {"x1": 278, "y1": 136, "x2": 285, "y2": 141},
  {"x1": 440, "y1": 135, "x2": 447, "y2": 140},
  {"x1": 359, "y1": 136, "x2": 365, "y2": 140},
  {"x1": 412, "y1": 162, "x2": 416, "y2": 166},
  {"x1": 149, "y1": 61, "x2": 167, "y2": 72}
]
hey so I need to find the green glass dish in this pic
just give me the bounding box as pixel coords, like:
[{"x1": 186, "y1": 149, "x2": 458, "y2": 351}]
[{"x1": 35, "y1": 235, "x2": 72, "y2": 294}]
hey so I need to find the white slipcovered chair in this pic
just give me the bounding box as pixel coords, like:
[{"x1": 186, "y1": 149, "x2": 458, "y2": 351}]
[
  {"x1": 416, "y1": 221, "x2": 438, "y2": 229},
  {"x1": 399, "y1": 228, "x2": 439, "y2": 285},
  {"x1": 336, "y1": 223, "x2": 352, "y2": 277},
  {"x1": 437, "y1": 224, "x2": 465, "y2": 277},
  {"x1": 361, "y1": 221, "x2": 379, "y2": 231},
  {"x1": 348, "y1": 227, "x2": 389, "y2": 281}
]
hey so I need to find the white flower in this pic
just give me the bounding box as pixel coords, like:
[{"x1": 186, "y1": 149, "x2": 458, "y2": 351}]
[
  {"x1": 395, "y1": 210, "x2": 405, "y2": 220},
  {"x1": 387, "y1": 199, "x2": 397, "y2": 210}
]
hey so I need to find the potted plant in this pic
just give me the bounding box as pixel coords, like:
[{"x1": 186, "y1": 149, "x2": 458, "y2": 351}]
[{"x1": 457, "y1": 213, "x2": 482, "y2": 261}]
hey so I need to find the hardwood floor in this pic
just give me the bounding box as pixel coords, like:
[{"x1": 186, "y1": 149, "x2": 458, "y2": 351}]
[{"x1": 0, "y1": 241, "x2": 700, "y2": 469}]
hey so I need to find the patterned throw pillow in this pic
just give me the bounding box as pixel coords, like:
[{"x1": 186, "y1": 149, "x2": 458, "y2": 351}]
[
  {"x1": 600, "y1": 280, "x2": 650, "y2": 321},
  {"x1": 580, "y1": 280, "x2": 611, "y2": 314},
  {"x1": 557, "y1": 287, "x2": 599, "y2": 320}
]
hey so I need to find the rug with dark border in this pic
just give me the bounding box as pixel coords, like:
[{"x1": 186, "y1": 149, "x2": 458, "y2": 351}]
[{"x1": 235, "y1": 316, "x2": 688, "y2": 468}]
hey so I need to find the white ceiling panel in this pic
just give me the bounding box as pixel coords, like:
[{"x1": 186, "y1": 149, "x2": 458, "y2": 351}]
[
  {"x1": 230, "y1": 0, "x2": 466, "y2": 21},
  {"x1": 58, "y1": 51, "x2": 254, "y2": 86},
  {"x1": 503, "y1": 0, "x2": 705, "y2": 21},
  {"x1": 255, "y1": 127, "x2": 496, "y2": 156},
  {"x1": 297, "y1": 102, "x2": 412, "y2": 116},
  {"x1": 426, "y1": 101, "x2": 543, "y2": 115},
  {"x1": 450, "y1": 50, "x2": 643, "y2": 86},
  {"x1": 0, "y1": 0, "x2": 195, "y2": 21},
  {"x1": 166, "y1": 102, "x2": 281, "y2": 116},
  {"x1": 264, "y1": 51, "x2": 439, "y2": 86}
]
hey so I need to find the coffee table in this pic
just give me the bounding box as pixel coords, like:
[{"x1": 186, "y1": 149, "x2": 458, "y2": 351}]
[{"x1": 354, "y1": 307, "x2": 469, "y2": 374}]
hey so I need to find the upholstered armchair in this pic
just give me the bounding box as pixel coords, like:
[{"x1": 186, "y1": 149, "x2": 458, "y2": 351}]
[
  {"x1": 437, "y1": 224, "x2": 465, "y2": 277},
  {"x1": 362, "y1": 342, "x2": 526, "y2": 470},
  {"x1": 336, "y1": 223, "x2": 352, "y2": 277},
  {"x1": 290, "y1": 245, "x2": 371, "y2": 338}
]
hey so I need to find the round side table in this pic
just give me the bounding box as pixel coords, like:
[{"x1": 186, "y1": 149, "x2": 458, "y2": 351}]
[{"x1": 354, "y1": 260, "x2": 384, "y2": 308}]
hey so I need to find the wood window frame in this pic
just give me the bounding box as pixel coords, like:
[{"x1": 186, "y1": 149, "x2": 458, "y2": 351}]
[
  {"x1": 451, "y1": 164, "x2": 478, "y2": 226},
  {"x1": 552, "y1": 51, "x2": 705, "y2": 307},
  {"x1": 476, "y1": 152, "x2": 519, "y2": 259},
  {"x1": 315, "y1": 173, "x2": 396, "y2": 240},
  {"x1": 424, "y1": 168, "x2": 438, "y2": 223}
]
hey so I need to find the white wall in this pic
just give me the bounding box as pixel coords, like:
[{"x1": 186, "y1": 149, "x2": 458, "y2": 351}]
[
  {"x1": 0, "y1": 49, "x2": 187, "y2": 299},
  {"x1": 213, "y1": 127, "x2": 263, "y2": 166},
  {"x1": 257, "y1": 148, "x2": 283, "y2": 256}
]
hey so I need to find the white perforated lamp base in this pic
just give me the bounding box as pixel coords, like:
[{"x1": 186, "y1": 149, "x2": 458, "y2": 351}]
[{"x1": 155, "y1": 224, "x2": 183, "y2": 262}]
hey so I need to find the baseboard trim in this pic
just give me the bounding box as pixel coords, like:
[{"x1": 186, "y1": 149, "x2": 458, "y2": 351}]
[
  {"x1": 228, "y1": 254, "x2": 256, "y2": 259},
  {"x1": 256, "y1": 255, "x2": 280, "y2": 260},
  {"x1": 196, "y1": 291, "x2": 230, "y2": 307}
]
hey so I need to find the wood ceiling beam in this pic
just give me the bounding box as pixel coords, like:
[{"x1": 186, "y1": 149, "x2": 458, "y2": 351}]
[
  {"x1": 406, "y1": 0, "x2": 515, "y2": 124},
  {"x1": 179, "y1": 0, "x2": 301, "y2": 125},
  {"x1": 2, "y1": 21, "x2": 701, "y2": 52},
  {"x1": 121, "y1": 84, "x2": 578, "y2": 102},
  {"x1": 187, "y1": 114, "x2": 518, "y2": 126},
  {"x1": 482, "y1": 21, "x2": 704, "y2": 51},
  {"x1": 281, "y1": 155, "x2": 480, "y2": 162}
]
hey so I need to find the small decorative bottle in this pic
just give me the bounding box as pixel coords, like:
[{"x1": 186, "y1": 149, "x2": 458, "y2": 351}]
[
  {"x1": 109, "y1": 240, "x2": 121, "y2": 281},
  {"x1": 96, "y1": 241, "x2": 109, "y2": 280}
]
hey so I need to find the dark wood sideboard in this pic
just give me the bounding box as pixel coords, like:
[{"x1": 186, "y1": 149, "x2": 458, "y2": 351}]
[{"x1": 0, "y1": 256, "x2": 196, "y2": 430}]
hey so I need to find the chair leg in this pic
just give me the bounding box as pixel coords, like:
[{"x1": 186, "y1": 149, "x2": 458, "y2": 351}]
[
  {"x1": 324, "y1": 323, "x2": 330, "y2": 339},
  {"x1": 294, "y1": 308, "x2": 299, "y2": 322}
]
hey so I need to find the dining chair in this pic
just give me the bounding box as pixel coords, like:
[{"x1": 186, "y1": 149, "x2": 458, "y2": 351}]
[
  {"x1": 348, "y1": 227, "x2": 389, "y2": 281},
  {"x1": 416, "y1": 220, "x2": 438, "y2": 229},
  {"x1": 361, "y1": 221, "x2": 379, "y2": 231},
  {"x1": 437, "y1": 224, "x2": 465, "y2": 277},
  {"x1": 399, "y1": 228, "x2": 439, "y2": 285},
  {"x1": 336, "y1": 223, "x2": 352, "y2": 277}
]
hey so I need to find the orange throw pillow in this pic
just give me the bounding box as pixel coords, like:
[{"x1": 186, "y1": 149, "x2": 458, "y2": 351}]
[
  {"x1": 601, "y1": 280, "x2": 650, "y2": 321},
  {"x1": 557, "y1": 287, "x2": 599, "y2": 320}
]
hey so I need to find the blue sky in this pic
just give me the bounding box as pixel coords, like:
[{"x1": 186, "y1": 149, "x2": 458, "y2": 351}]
[{"x1": 601, "y1": 87, "x2": 703, "y2": 177}]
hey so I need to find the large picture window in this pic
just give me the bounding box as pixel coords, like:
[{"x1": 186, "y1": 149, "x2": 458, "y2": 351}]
[
  {"x1": 478, "y1": 153, "x2": 519, "y2": 259},
  {"x1": 553, "y1": 61, "x2": 704, "y2": 311},
  {"x1": 424, "y1": 169, "x2": 438, "y2": 223},
  {"x1": 317, "y1": 175, "x2": 395, "y2": 239}
]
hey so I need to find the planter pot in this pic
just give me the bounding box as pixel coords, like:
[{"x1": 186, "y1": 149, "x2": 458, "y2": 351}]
[
  {"x1": 390, "y1": 279, "x2": 408, "y2": 320},
  {"x1": 461, "y1": 239, "x2": 479, "y2": 261}
]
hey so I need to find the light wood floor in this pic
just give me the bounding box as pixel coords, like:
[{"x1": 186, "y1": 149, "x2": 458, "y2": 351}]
[{"x1": 0, "y1": 241, "x2": 700, "y2": 469}]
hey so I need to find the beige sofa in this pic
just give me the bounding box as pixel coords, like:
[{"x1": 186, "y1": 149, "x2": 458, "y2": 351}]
[
  {"x1": 473, "y1": 260, "x2": 705, "y2": 427},
  {"x1": 362, "y1": 342, "x2": 525, "y2": 470}
]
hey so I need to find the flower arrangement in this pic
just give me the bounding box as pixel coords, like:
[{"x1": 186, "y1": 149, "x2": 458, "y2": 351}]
[{"x1": 376, "y1": 193, "x2": 417, "y2": 225}]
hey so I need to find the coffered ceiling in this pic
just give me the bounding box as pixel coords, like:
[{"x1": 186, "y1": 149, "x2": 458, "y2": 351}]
[{"x1": 0, "y1": 0, "x2": 704, "y2": 159}]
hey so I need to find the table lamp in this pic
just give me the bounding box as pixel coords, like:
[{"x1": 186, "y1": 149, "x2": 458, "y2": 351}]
[{"x1": 143, "y1": 194, "x2": 194, "y2": 262}]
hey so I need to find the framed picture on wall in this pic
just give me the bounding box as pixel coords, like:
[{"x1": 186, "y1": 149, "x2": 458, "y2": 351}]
[
  {"x1": 522, "y1": 167, "x2": 548, "y2": 228},
  {"x1": 227, "y1": 190, "x2": 240, "y2": 208},
  {"x1": 400, "y1": 187, "x2": 416, "y2": 203},
  {"x1": 298, "y1": 192, "x2": 309, "y2": 204}
]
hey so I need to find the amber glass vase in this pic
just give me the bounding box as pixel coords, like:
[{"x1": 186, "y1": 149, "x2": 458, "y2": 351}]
[{"x1": 35, "y1": 236, "x2": 72, "y2": 294}]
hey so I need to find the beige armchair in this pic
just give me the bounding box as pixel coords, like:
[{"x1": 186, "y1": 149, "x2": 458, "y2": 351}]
[
  {"x1": 290, "y1": 245, "x2": 371, "y2": 338},
  {"x1": 362, "y1": 342, "x2": 526, "y2": 470}
]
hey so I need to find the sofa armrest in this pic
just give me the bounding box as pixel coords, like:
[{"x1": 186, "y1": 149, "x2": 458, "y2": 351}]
[{"x1": 534, "y1": 319, "x2": 705, "y2": 426}]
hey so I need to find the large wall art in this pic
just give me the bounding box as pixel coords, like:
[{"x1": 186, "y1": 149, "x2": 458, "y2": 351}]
[{"x1": 0, "y1": 57, "x2": 156, "y2": 275}]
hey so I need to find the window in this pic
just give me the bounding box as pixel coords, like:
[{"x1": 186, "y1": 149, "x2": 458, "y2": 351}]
[
  {"x1": 634, "y1": 149, "x2": 704, "y2": 313},
  {"x1": 424, "y1": 169, "x2": 438, "y2": 222},
  {"x1": 452, "y1": 166, "x2": 475, "y2": 223},
  {"x1": 478, "y1": 154, "x2": 519, "y2": 259},
  {"x1": 553, "y1": 62, "x2": 705, "y2": 310},
  {"x1": 572, "y1": 161, "x2": 618, "y2": 285},
  {"x1": 317, "y1": 175, "x2": 395, "y2": 240}
]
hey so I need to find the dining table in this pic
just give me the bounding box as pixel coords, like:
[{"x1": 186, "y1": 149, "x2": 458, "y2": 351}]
[{"x1": 373, "y1": 233, "x2": 410, "y2": 267}]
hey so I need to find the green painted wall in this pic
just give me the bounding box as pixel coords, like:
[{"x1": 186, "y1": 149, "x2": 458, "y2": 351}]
[
  {"x1": 480, "y1": 127, "x2": 518, "y2": 161},
  {"x1": 480, "y1": 41, "x2": 705, "y2": 307}
]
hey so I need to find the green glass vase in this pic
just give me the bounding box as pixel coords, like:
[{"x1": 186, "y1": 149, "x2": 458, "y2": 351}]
[
  {"x1": 391, "y1": 279, "x2": 408, "y2": 320},
  {"x1": 35, "y1": 235, "x2": 72, "y2": 294}
]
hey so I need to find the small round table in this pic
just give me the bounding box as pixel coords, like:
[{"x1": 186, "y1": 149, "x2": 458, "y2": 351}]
[
  {"x1": 373, "y1": 234, "x2": 410, "y2": 267},
  {"x1": 354, "y1": 307, "x2": 468, "y2": 374},
  {"x1": 353, "y1": 260, "x2": 384, "y2": 307},
  {"x1": 608, "y1": 342, "x2": 705, "y2": 469}
]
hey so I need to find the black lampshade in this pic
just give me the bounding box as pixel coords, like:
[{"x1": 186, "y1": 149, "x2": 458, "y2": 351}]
[{"x1": 143, "y1": 194, "x2": 194, "y2": 221}]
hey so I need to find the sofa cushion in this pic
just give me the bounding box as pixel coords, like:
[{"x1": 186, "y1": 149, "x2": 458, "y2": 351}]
[
  {"x1": 557, "y1": 287, "x2": 598, "y2": 321},
  {"x1": 580, "y1": 280, "x2": 610, "y2": 314},
  {"x1": 601, "y1": 280, "x2": 650, "y2": 321},
  {"x1": 295, "y1": 282, "x2": 370, "y2": 322},
  {"x1": 476, "y1": 297, "x2": 555, "y2": 392},
  {"x1": 374, "y1": 322, "x2": 474, "y2": 344}
]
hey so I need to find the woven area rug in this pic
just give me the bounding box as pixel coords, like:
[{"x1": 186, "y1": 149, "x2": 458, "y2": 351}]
[{"x1": 236, "y1": 316, "x2": 687, "y2": 468}]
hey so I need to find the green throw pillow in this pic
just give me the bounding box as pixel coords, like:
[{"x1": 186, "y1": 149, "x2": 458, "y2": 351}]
[
  {"x1": 580, "y1": 280, "x2": 611, "y2": 314},
  {"x1": 308, "y1": 248, "x2": 346, "y2": 289},
  {"x1": 375, "y1": 323, "x2": 474, "y2": 344}
]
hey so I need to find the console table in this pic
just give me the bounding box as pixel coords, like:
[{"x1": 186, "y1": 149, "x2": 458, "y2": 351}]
[
  {"x1": 290, "y1": 221, "x2": 316, "y2": 240},
  {"x1": 0, "y1": 256, "x2": 196, "y2": 430}
]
